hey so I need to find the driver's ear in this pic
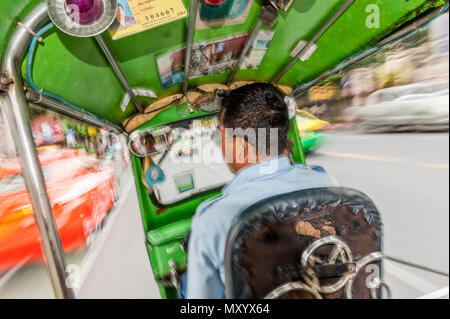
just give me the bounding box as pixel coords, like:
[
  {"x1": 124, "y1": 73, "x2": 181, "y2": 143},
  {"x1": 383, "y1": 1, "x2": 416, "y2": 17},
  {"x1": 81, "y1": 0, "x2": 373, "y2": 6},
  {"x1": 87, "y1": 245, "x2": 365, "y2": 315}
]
[
  {"x1": 242, "y1": 138, "x2": 250, "y2": 164},
  {"x1": 219, "y1": 108, "x2": 226, "y2": 125},
  {"x1": 243, "y1": 138, "x2": 258, "y2": 164}
]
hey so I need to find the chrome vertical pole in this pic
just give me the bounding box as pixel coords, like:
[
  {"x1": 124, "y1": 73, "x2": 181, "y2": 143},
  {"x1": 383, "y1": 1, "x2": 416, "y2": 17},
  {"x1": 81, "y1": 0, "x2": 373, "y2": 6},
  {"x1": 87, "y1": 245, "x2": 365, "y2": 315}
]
[
  {"x1": 227, "y1": 19, "x2": 262, "y2": 85},
  {"x1": 272, "y1": 0, "x2": 355, "y2": 83},
  {"x1": 95, "y1": 34, "x2": 144, "y2": 113},
  {"x1": 227, "y1": 4, "x2": 278, "y2": 85},
  {"x1": 1, "y1": 2, "x2": 74, "y2": 299},
  {"x1": 183, "y1": 0, "x2": 200, "y2": 96}
]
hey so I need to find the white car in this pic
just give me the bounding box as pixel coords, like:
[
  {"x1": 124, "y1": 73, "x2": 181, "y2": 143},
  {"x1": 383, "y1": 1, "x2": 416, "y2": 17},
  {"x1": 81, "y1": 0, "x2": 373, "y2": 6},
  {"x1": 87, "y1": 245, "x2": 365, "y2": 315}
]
[{"x1": 345, "y1": 81, "x2": 449, "y2": 132}]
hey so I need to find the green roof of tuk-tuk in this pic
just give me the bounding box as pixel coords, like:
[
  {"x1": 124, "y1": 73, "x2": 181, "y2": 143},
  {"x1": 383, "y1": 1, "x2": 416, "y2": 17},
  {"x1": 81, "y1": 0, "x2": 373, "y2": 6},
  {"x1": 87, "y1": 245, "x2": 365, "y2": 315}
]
[{"x1": 0, "y1": 0, "x2": 447, "y2": 125}]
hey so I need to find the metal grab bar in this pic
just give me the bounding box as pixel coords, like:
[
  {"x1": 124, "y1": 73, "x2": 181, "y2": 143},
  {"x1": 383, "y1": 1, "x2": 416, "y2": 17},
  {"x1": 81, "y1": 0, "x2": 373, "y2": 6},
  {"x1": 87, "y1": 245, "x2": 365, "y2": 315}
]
[
  {"x1": 95, "y1": 34, "x2": 144, "y2": 113},
  {"x1": 1, "y1": 2, "x2": 75, "y2": 299},
  {"x1": 227, "y1": 19, "x2": 263, "y2": 85},
  {"x1": 272, "y1": 0, "x2": 355, "y2": 84},
  {"x1": 25, "y1": 88, "x2": 126, "y2": 136},
  {"x1": 183, "y1": 0, "x2": 200, "y2": 96}
]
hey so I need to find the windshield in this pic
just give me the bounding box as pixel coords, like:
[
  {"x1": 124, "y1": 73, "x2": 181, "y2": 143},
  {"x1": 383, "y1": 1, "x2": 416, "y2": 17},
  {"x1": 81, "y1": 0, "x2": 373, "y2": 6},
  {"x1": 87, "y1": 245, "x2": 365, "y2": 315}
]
[{"x1": 142, "y1": 115, "x2": 234, "y2": 205}]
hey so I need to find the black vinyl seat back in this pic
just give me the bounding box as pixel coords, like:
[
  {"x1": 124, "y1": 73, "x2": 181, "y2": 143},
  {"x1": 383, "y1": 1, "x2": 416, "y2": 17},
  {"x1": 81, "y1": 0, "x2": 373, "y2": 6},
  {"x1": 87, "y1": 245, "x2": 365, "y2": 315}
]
[{"x1": 224, "y1": 187, "x2": 383, "y2": 299}]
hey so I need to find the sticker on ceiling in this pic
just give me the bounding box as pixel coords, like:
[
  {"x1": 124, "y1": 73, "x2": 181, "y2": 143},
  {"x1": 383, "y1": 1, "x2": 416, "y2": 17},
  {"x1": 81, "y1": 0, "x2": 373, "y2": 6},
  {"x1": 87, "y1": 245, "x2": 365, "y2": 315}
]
[
  {"x1": 157, "y1": 34, "x2": 250, "y2": 89},
  {"x1": 120, "y1": 88, "x2": 157, "y2": 112},
  {"x1": 109, "y1": 0, "x2": 187, "y2": 40}
]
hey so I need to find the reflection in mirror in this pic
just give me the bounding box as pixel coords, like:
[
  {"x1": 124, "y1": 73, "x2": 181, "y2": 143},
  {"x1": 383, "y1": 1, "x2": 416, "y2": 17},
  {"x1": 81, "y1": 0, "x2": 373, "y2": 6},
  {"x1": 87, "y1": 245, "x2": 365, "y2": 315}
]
[{"x1": 128, "y1": 126, "x2": 173, "y2": 157}]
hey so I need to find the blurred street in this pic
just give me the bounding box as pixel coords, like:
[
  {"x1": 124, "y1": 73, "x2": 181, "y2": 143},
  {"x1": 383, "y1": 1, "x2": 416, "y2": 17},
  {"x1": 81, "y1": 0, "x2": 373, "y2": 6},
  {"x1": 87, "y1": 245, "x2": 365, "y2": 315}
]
[
  {"x1": 1, "y1": 130, "x2": 448, "y2": 299},
  {"x1": 75, "y1": 131, "x2": 450, "y2": 299},
  {"x1": 308, "y1": 131, "x2": 449, "y2": 298}
]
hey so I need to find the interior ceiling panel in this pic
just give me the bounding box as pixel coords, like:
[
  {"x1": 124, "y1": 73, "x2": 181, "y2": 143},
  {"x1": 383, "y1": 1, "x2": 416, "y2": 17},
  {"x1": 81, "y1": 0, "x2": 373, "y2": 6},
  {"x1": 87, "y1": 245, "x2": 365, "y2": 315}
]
[{"x1": 0, "y1": 0, "x2": 447, "y2": 124}]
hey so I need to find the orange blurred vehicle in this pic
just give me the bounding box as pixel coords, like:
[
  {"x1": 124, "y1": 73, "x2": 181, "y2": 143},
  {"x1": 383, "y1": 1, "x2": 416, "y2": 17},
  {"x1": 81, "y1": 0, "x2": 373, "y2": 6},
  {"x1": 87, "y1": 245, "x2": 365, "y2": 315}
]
[{"x1": 0, "y1": 149, "x2": 116, "y2": 273}]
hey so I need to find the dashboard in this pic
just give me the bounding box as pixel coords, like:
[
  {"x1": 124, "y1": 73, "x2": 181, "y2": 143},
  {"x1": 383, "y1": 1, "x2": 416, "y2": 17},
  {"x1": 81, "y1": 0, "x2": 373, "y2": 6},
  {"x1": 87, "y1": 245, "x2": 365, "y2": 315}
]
[{"x1": 130, "y1": 115, "x2": 234, "y2": 206}]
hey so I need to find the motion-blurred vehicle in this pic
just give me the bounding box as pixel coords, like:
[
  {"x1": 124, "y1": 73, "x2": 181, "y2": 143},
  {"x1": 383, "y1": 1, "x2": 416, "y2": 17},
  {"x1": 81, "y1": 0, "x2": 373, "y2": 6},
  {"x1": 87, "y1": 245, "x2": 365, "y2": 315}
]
[
  {"x1": 345, "y1": 81, "x2": 449, "y2": 132},
  {"x1": 296, "y1": 110, "x2": 329, "y2": 153},
  {"x1": 0, "y1": 149, "x2": 116, "y2": 272}
]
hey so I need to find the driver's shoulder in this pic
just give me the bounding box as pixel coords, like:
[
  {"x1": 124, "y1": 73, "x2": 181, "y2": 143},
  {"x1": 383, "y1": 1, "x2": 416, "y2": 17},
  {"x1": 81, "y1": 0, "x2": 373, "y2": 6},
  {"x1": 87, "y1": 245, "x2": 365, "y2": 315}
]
[
  {"x1": 190, "y1": 194, "x2": 240, "y2": 258},
  {"x1": 195, "y1": 194, "x2": 224, "y2": 218},
  {"x1": 193, "y1": 192, "x2": 243, "y2": 231}
]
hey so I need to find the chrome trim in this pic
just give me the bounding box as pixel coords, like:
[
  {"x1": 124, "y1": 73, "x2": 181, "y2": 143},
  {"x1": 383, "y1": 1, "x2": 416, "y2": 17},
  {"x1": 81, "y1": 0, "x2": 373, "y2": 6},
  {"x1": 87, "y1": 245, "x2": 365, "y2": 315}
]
[
  {"x1": 265, "y1": 281, "x2": 322, "y2": 299},
  {"x1": 46, "y1": 0, "x2": 118, "y2": 38},
  {"x1": 344, "y1": 252, "x2": 384, "y2": 299},
  {"x1": 300, "y1": 236, "x2": 354, "y2": 295}
]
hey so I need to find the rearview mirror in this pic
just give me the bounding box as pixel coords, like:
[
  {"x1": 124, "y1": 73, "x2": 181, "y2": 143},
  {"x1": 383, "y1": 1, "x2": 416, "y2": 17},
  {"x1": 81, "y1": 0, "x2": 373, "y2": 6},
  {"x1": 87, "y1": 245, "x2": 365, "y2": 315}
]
[{"x1": 128, "y1": 126, "x2": 172, "y2": 157}]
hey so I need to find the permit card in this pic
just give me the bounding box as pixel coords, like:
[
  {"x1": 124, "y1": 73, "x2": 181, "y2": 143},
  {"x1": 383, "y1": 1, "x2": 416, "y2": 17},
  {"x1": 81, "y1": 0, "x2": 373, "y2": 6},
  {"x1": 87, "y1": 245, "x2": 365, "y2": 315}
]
[
  {"x1": 120, "y1": 87, "x2": 157, "y2": 112},
  {"x1": 300, "y1": 43, "x2": 318, "y2": 61},
  {"x1": 290, "y1": 40, "x2": 307, "y2": 58},
  {"x1": 109, "y1": 0, "x2": 187, "y2": 40}
]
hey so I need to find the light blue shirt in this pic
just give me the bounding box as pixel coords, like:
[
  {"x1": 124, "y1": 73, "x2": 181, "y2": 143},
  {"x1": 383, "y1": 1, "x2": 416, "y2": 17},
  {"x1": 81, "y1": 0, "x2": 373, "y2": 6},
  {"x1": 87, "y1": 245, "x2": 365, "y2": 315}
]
[{"x1": 183, "y1": 155, "x2": 339, "y2": 299}]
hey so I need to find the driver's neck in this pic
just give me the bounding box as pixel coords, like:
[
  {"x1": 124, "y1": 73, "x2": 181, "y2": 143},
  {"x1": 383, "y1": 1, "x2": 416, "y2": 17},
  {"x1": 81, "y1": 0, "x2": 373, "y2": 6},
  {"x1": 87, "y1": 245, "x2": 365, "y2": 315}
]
[{"x1": 230, "y1": 153, "x2": 284, "y2": 173}]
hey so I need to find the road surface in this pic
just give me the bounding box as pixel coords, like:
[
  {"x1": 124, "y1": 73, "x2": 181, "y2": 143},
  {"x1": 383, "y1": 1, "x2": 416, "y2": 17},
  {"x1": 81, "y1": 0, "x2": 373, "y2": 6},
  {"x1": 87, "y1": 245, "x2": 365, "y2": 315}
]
[
  {"x1": 308, "y1": 131, "x2": 449, "y2": 298},
  {"x1": 78, "y1": 130, "x2": 449, "y2": 299}
]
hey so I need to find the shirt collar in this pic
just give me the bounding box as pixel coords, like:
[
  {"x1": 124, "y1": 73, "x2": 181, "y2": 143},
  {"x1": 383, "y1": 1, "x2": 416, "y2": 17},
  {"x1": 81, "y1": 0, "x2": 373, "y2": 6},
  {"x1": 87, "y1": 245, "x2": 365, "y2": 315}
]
[{"x1": 222, "y1": 155, "x2": 293, "y2": 195}]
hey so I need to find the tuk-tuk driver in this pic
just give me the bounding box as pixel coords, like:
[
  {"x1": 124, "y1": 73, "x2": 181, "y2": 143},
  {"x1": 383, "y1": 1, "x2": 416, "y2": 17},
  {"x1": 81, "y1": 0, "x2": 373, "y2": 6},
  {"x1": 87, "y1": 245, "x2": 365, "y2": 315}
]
[{"x1": 179, "y1": 83, "x2": 338, "y2": 298}]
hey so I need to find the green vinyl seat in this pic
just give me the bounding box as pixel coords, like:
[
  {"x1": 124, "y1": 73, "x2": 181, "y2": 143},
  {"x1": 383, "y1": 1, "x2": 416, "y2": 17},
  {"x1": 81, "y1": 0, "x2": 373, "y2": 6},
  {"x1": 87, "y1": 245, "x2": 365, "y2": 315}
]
[{"x1": 146, "y1": 218, "x2": 191, "y2": 288}]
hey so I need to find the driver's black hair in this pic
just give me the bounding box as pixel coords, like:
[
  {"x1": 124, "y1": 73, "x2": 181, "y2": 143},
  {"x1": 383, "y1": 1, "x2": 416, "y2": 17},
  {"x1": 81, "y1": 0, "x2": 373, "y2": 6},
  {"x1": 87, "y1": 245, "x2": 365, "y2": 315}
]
[{"x1": 221, "y1": 82, "x2": 290, "y2": 155}]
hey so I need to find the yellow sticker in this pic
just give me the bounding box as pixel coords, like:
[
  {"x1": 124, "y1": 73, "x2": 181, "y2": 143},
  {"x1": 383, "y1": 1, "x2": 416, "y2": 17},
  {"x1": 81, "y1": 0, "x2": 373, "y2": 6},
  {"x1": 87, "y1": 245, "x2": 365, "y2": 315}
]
[{"x1": 109, "y1": 0, "x2": 187, "y2": 40}]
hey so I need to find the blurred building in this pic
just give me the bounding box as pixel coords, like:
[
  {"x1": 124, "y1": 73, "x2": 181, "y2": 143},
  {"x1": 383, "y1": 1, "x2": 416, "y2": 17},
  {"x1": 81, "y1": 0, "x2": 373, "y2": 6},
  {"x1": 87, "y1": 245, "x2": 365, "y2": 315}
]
[
  {"x1": 429, "y1": 12, "x2": 449, "y2": 53},
  {"x1": 31, "y1": 112, "x2": 65, "y2": 147},
  {"x1": 295, "y1": 12, "x2": 449, "y2": 128},
  {"x1": 0, "y1": 105, "x2": 16, "y2": 159}
]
